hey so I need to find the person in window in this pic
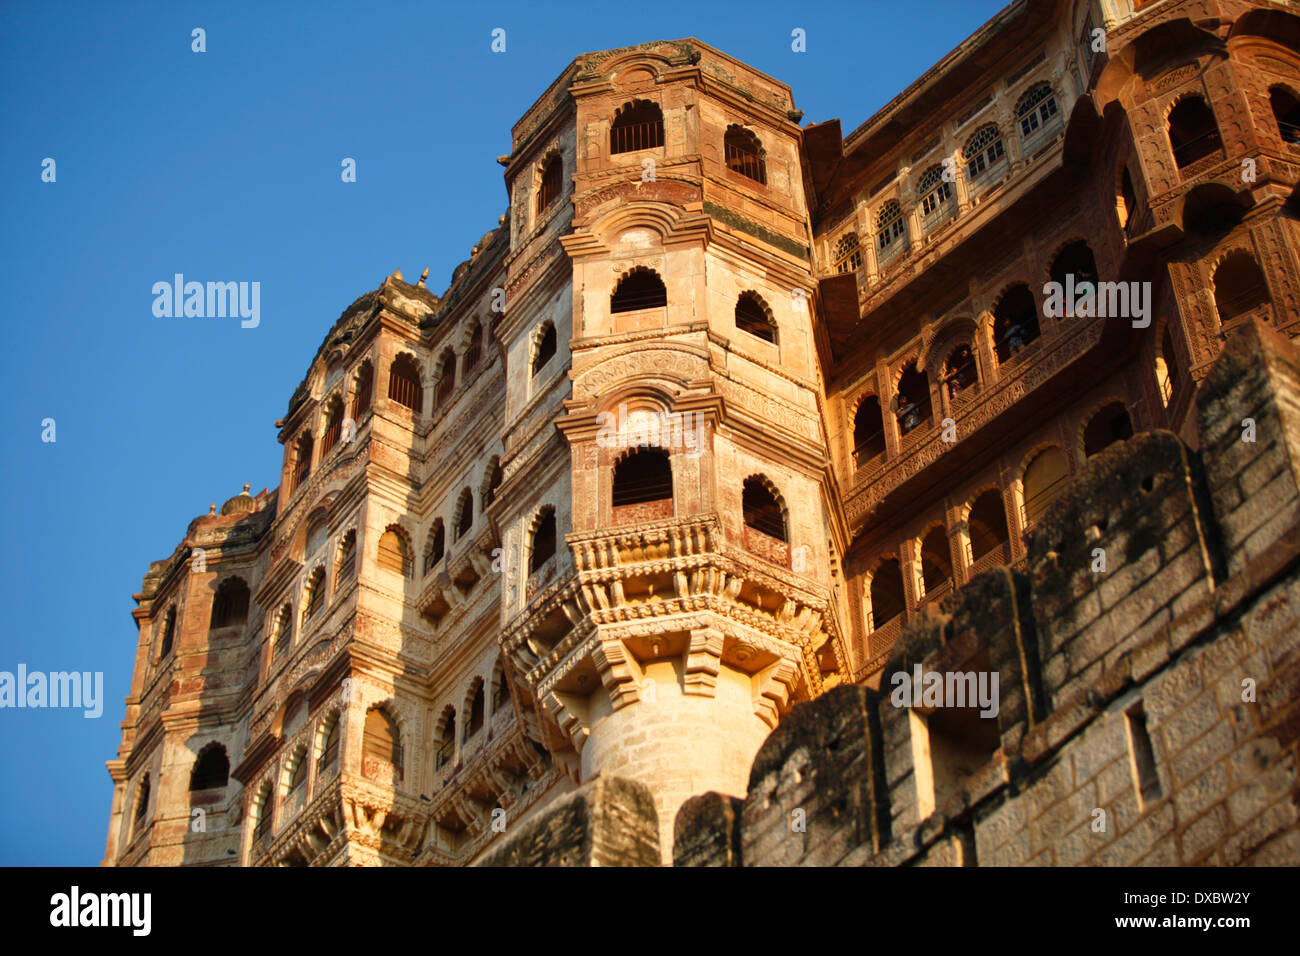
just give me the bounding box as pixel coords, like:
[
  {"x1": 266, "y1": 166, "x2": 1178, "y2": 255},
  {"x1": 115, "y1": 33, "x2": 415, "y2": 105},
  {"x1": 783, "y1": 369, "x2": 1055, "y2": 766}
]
[
  {"x1": 1005, "y1": 324, "x2": 1027, "y2": 355},
  {"x1": 897, "y1": 397, "x2": 920, "y2": 433}
]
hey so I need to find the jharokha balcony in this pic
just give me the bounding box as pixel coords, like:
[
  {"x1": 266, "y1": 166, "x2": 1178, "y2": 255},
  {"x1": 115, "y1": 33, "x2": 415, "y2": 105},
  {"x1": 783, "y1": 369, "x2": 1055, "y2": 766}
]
[
  {"x1": 499, "y1": 512, "x2": 848, "y2": 769},
  {"x1": 843, "y1": 313, "x2": 1104, "y2": 531}
]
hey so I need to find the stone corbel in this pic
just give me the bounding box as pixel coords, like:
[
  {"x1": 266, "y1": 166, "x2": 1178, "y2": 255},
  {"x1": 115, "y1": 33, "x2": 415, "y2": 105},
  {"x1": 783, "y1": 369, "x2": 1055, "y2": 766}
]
[
  {"x1": 592, "y1": 639, "x2": 642, "y2": 710},
  {"x1": 752, "y1": 657, "x2": 799, "y2": 729},
  {"x1": 539, "y1": 691, "x2": 589, "y2": 756},
  {"x1": 682, "y1": 627, "x2": 724, "y2": 696}
]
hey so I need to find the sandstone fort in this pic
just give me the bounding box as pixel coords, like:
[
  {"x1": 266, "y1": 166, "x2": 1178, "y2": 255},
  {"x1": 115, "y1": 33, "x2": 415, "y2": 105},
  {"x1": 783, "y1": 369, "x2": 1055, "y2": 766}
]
[{"x1": 104, "y1": 0, "x2": 1300, "y2": 866}]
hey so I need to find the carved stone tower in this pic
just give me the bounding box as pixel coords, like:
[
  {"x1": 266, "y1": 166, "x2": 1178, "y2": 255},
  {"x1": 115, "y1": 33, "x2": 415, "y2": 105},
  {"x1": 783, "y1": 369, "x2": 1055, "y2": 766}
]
[{"x1": 495, "y1": 40, "x2": 850, "y2": 855}]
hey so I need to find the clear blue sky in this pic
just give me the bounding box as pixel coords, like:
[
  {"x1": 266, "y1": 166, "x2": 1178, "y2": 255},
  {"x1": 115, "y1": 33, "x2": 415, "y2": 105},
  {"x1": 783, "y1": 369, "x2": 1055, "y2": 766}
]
[{"x1": 0, "y1": 0, "x2": 1007, "y2": 865}]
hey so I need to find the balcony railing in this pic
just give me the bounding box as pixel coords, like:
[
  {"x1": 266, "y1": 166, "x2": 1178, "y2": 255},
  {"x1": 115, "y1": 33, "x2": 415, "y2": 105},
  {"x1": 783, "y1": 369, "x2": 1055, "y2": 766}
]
[{"x1": 968, "y1": 541, "x2": 1011, "y2": 578}]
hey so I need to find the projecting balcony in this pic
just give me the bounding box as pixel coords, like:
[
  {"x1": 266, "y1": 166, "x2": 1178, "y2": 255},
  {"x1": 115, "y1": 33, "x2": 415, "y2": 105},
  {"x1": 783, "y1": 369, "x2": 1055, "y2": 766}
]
[{"x1": 842, "y1": 316, "x2": 1103, "y2": 531}]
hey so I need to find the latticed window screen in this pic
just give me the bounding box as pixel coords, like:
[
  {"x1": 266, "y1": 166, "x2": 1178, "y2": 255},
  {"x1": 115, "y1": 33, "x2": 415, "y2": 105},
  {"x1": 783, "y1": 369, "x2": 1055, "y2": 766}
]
[
  {"x1": 1016, "y1": 83, "x2": 1060, "y2": 143},
  {"x1": 918, "y1": 165, "x2": 955, "y2": 230},
  {"x1": 963, "y1": 124, "x2": 1006, "y2": 181},
  {"x1": 833, "y1": 233, "x2": 864, "y2": 274},
  {"x1": 876, "y1": 200, "x2": 906, "y2": 260}
]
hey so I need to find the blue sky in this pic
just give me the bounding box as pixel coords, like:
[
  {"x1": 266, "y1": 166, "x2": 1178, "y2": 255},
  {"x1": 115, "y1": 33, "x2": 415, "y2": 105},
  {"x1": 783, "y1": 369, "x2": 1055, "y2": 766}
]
[{"x1": 0, "y1": 0, "x2": 1006, "y2": 865}]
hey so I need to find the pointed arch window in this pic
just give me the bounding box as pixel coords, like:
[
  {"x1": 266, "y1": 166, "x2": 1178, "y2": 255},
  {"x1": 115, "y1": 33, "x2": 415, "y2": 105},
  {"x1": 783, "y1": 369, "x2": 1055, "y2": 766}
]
[{"x1": 724, "y1": 125, "x2": 766, "y2": 184}]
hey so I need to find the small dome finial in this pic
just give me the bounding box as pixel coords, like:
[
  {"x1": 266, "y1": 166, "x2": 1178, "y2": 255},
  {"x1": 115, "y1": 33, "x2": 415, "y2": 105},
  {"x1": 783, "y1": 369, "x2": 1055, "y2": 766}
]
[
  {"x1": 417, "y1": 267, "x2": 429, "y2": 288},
  {"x1": 242, "y1": 482, "x2": 251, "y2": 494},
  {"x1": 209, "y1": 503, "x2": 216, "y2": 515}
]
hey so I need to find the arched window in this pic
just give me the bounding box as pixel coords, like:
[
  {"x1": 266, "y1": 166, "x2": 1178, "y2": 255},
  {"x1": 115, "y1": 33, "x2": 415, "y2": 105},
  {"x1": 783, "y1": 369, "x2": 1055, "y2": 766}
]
[
  {"x1": 210, "y1": 578, "x2": 250, "y2": 629},
  {"x1": 1016, "y1": 82, "x2": 1062, "y2": 152},
  {"x1": 529, "y1": 508, "x2": 557, "y2": 573},
  {"x1": 868, "y1": 558, "x2": 905, "y2": 631},
  {"x1": 1270, "y1": 86, "x2": 1300, "y2": 144},
  {"x1": 1083, "y1": 402, "x2": 1134, "y2": 457},
  {"x1": 423, "y1": 520, "x2": 445, "y2": 575},
  {"x1": 611, "y1": 268, "x2": 667, "y2": 313},
  {"x1": 919, "y1": 526, "x2": 953, "y2": 600},
  {"x1": 944, "y1": 344, "x2": 978, "y2": 398},
  {"x1": 303, "y1": 566, "x2": 327, "y2": 621},
  {"x1": 305, "y1": 512, "x2": 328, "y2": 558},
  {"x1": 833, "y1": 232, "x2": 864, "y2": 274},
  {"x1": 536, "y1": 154, "x2": 563, "y2": 214},
  {"x1": 963, "y1": 123, "x2": 1007, "y2": 185},
  {"x1": 317, "y1": 712, "x2": 340, "y2": 776},
  {"x1": 1050, "y1": 240, "x2": 1100, "y2": 292},
  {"x1": 134, "y1": 774, "x2": 151, "y2": 825},
  {"x1": 272, "y1": 602, "x2": 293, "y2": 656},
  {"x1": 189, "y1": 744, "x2": 229, "y2": 791},
  {"x1": 363, "y1": 708, "x2": 401, "y2": 774},
  {"x1": 320, "y1": 396, "x2": 344, "y2": 456},
  {"x1": 284, "y1": 748, "x2": 308, "y2": 807},
  {"x1": 724, "y1": 125, "x2": 766, "y2": 184},
  {"x1": 613, "y1": 448, "x2": 673, "y2": 507},
  {"x1": 336, "y1": 531, "x2": 356, "y2": 581},
  {"x1": 465, "y1": 679, "x2": 485, "y2": 740},
  {"x1": 967, "y1": 490, "x2": 1010, "y2": 564},
  {"x1": 1168, "y1": 96, "x2": 1222, "y2": 168},
  {"x1": 1022, "y1": 447, "x2": 1070, "y2": 526},
  {"x1": 435, "y1": 707, "x2": 457, "y2": 769},
  {"x1": 735, "y1": 291, "x2": 777, "y2": 344},
  {"x1": 481, "y1": 459, "x2": 502, "y2": 512},
  {"x1": 1156, "y1": 325, "x2": 1179, "y2": 407},
  {"x1": 158, "y1": 607, "x2": 176, "y2": 659},
  {"x1": 453, "y1": 488, "x2": 474, "y2": 541},
  {"x1": 742, "y1": 476, "x2": 787, "y2": 542},
  {"x1": 917, "y1": 165, "x2": 956, "y2": 232},
  {"x1": 993, "y1": 285, "x2": 1041, "y2": 363},
  {"x1": 350, "y1": 361, "x2": 373, "y2": 421},
  {"x1": 492, "y1": 664, "x2": 510, "y2": 712},
  {"x1": 250, "y1": 781, "x2": 272, "y2": 842},
  {"x1": 1118, "y1": 166, "x2": 1138, "y2": 232},
  {"x1": 434, "y1": 348, "x2": 456, "y2": 407},
  {"x1": 377, "y1": 528, "x2": 412, "y2": 578},
  {"x1": 854, "y1": 395, "x2": 886, "y2": 467},
  {"x1": 1213, "y1": 252, "x2": 1270, "y2": 324},
  {"x1": 610, "y1": 100, "x2": 664, "y2": 154},
  {"x1": 895, "y1": 362, "x2": 932, "y2": 435},
  {"x1": 875, "y1": 200, "x2": 907, "y2": 265},
  {"x1": 532, "y1": 323, "x2": 557, "y2": 375},
  {"x1": 291, "y1": 431, "x2": 313, "y2": 494},
  {"x1": 462, "y1": 321, "x2": 483, "y2": 375},
  {"x1": 388, "y1": 354, "x2": 423, "y2": 412}
]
